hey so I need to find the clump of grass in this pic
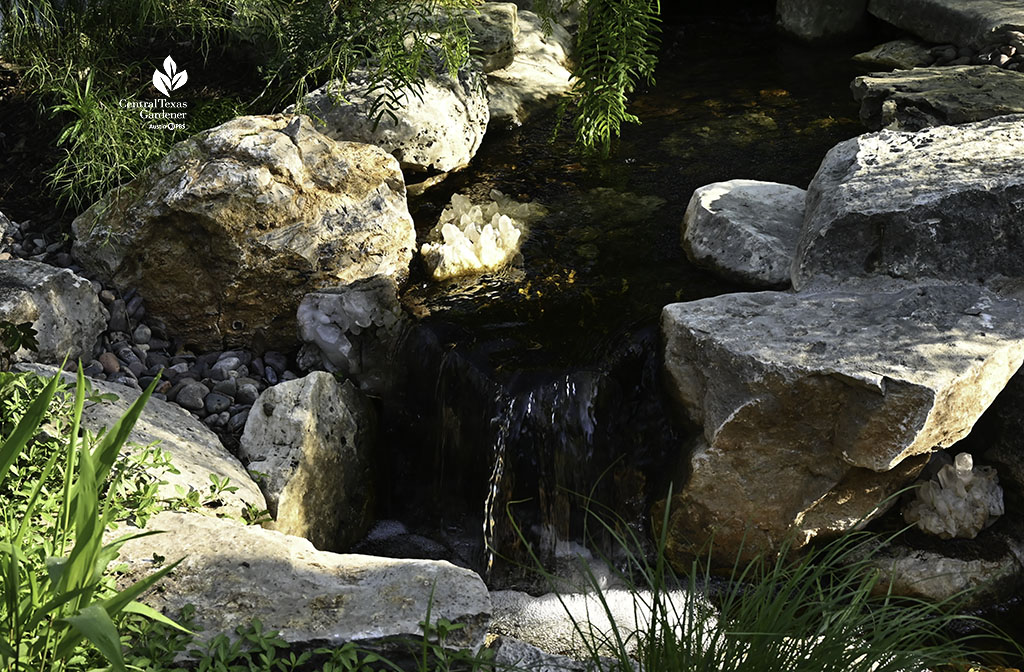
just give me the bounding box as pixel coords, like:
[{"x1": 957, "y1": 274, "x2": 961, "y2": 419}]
[
  {"x1": 512, "y1": 490, "x2": 1022, "y2": 672},
  {"x1": 0, "y1": 366, "x2": 186, "y2": 671}
]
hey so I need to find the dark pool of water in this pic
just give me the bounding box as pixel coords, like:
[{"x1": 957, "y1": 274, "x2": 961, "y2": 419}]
[{"x1": 374, "y1": 15, "x2": 882, "y2": 583}]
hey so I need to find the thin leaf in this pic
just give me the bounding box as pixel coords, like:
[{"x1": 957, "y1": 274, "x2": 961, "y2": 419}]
[
  {"x1": 0, "y1": 370, "x2": 60, "y2": 489},
  {"x1": 59, "y1": 604, "x2": 126, "y2": 672}
]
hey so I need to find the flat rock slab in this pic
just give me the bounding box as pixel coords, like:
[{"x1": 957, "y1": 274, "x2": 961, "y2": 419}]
[
  {"x1": 853, "y1": 66, "x2": 1024, "y2": 131},
  {"x1": 116, "y1": 512, "x2": 491, "y2": 653},
  {"x1": 855, "y1": 534, "x2": 1024, "y2": 608},
  {"x1": 681, "y1": 180, "x2": 805, "y2": 288},
  {"x1": 793, "y1": 115, "x2": 1024, "y2": 289},
  {"x1": 660, "y1": 280, "x2": 1024, "y2": 564},
  {"x1": 853, "y1": 39, "x2": 933, "y2": 70},
  {"x1": 868, "y1": 0, "x2": 1024, "y2": 49},
  {"x1": 18, "y1": 363, "x2": 266, "y2": 519}
]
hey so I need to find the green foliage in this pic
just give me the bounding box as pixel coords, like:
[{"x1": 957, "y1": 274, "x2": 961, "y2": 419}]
[
  {"x1": 0, "y1": 367, "x2": 187, "y2": 672},
  {"x1": 0, "y1": 320, "x2": 38, "y2": 370},
  {"x1": 0, "y1": 0, "x2": 474, "y2": 210},
  {"x1": 568, "y1": 0, "x2": 661, "y2": 156}
]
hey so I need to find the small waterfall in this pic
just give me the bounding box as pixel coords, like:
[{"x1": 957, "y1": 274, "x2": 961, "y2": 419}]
[{"x1": 483, "y1": 396, "x2": 516, "y2": 577}]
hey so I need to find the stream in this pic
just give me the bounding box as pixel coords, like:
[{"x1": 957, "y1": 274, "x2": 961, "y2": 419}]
[{"x1": 365, "y1": 12, "x2": 875, "y2": 588}]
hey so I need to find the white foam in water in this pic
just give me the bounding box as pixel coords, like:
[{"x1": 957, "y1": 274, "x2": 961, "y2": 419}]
[{"x1": 421, "y1": 190, "x2": 547, "y2": 280}]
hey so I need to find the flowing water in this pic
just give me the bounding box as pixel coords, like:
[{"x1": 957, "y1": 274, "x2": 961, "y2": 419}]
[{"x1": 372, "y1": 14, "x2": 875, "y2": 585}]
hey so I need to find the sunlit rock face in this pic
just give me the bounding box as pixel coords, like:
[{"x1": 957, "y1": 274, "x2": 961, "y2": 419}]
[
  {"x1": 681, "y1": 179, "x2": 805, "y2": 289},
  {"x1": 421, "y1": 190, "x2": 547, "y2": 280},
  {"x1": 72, "y1": 115, "x2": 414, "y2": 350},
  {"x1": 298, "y1": 63, "x2": 489, "y2": 174},
  {"x1": 659, "y1": 278, "x2": 1024, "y2": 567},
  {"x1": 114, "y1": 512, "x2": 491, "y2": 654},
  {"x1": 486, "y1": 10, "x2": 575, "y2": 127},
  {"x1": 904, "y1": 452, "x2": 1004, "y2": 539},
  {"x1": 0, "y1": 260, "x2": 105, "y2": 364},
  {"x1": 792, "y1": 115, "x2": 1024, "y2": 290},
  {"x1": 240, "y1": 372, "x2": 375, "y2": 551}
]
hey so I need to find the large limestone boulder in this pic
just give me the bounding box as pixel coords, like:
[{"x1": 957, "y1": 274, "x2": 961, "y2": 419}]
[
  {"x1": 115, "y1": 511, "x2": 491, "y2": 653},
  {"x1": 0, "y1": 261, "x2": 105, "y2": 364},
  {"x1": 239, "y1": 372, "x2": 375, "y2": 551},
  {"x1": 868, "y1": 0, "x2": 1024, "y2": 50},
  {"x1": 681, "y1": 180, "x2": 804, "y2": 289},
  {"x1": 298, "y1": 65, "x2": 489, "y2": 174},
  {"x1": 72, "y1": 115, "x2": 414, "y2": 350},
  {"x1": 776, "y1": 0, "x2": 867, "y2": 41},
  {"x1": 487, "y1": 10, "x2": 574, "y2": 127},
  {"x1": 659, "y1": 280, "x2": 1024, "y2": 566},
  {"x1": 852, "y1": 66, "x2": 1024, "y2": 131},
  {"x1": 792, "y1": 115, "x2": 1024, "y2": 290},
  {"x1": 17, "y1": 363, "x2": 266, "y2": 519}
]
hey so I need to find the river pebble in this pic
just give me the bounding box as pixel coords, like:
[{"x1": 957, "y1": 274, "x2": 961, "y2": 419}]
[
  {"x1": 176, "y1": 381, "x2": 210, "y2": 411},
  {"x1": 204, "y1": 392, "x2": 232, "y2": 414},
  {"x1": 236, "y1": 383, "x2": 260, "y2": 405},
  {"x1": 133, "y1": 323, "x2": 152, "y2": 344},
  {"x1": 98, "y1": 352, "x2": 120, "y2": 374}
]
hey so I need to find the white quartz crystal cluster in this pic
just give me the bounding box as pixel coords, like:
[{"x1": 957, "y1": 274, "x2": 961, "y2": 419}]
[
  {"x1": 296, "y1": 276, "x2": 403, "y2": 393},
  {"x1": 421, "y1": 190, "x2": 547, "y2": 280},
  {"x1": 903, "y1": 452, "x2": 1004, "y2": 539}
]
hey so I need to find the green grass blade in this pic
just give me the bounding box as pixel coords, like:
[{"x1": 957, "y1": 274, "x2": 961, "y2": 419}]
[
  {"x1": 120, "y1": 601, "x2": 192, "y2": 634},
  {"x1": 57, "y1": 365, "x2": 88, "y2": 552},
  {"x1": 87, "y1": 375, "x2": 158, "y2": 488},
  {"x1": 58, "y1": 603, "x2": 127, "y2": 672}
]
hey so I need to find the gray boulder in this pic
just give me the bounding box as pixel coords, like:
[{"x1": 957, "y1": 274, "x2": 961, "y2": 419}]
[
  {"x1": 17, "y1": 363, "x2": 266, "y2": 519},
  {"x1": 239, "y1": 372, "x2": 375, "y2": 551},
  {"x1": 681, "y1": 180, "x2": 804, "y2": 289},
  {"x1": 852, "y1": 66, "x2": 1024, "y2": 131},
  {"x1": 776, "y1": 0, "x2": 867, "y2": 41},
  {"x1": 660, "y1": 280, "x2": 1024, "y2": 566},
  {"x1": 72, "y1": 115, "x2": 414, "y2": 350},
  {"x1": 792, "y1": 115, "x2": 1024, "y2": 290},
  {"x1": 0, "y1": 260, "x2": 105, "y2": 365},
  {"x1": 487, "y1": 10, "x2": 574, "y2": 127},
  {"x1": 115, "y1": 511, "x2": 491, "y2": 653},
  {"x1": 298, "y1": 64, "x2": 489, "y2": 174},
  {"x1": 868, "y1": 0, "x2": 1024, "y2": 50}
]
